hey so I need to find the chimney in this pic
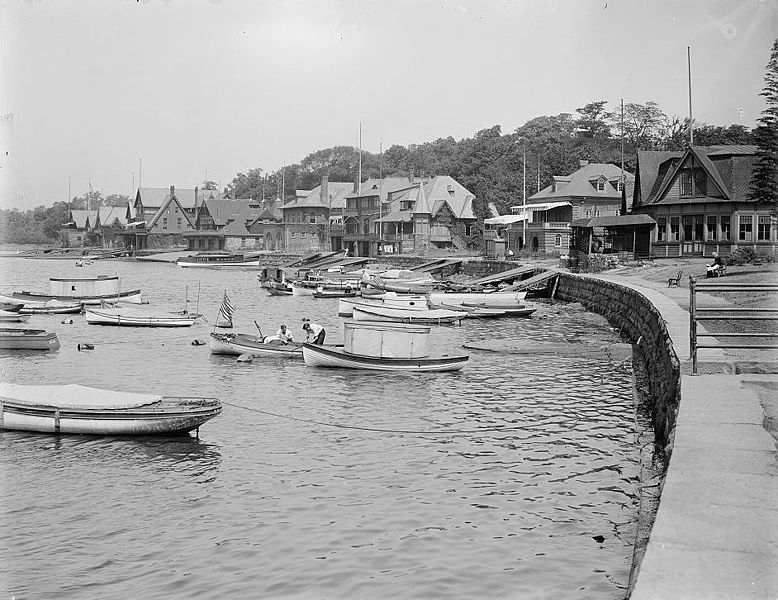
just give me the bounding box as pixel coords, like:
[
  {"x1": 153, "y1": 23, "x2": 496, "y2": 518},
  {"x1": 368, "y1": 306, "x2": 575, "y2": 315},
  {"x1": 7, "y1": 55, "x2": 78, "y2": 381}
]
[
  {"x1": 321, "y1": 175, "x2": 329, "y2": 208},
  {"x1": 169, "y1": 185, "x2": 175, "y2": 197},
  {"x1": 579, "y1": 160, "x2": 589, "y2": 168}
]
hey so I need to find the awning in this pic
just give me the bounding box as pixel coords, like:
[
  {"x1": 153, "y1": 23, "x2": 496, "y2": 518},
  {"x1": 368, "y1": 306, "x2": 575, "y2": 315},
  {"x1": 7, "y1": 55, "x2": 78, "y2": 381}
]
[
  {"x1": 509, "y1": 201, "x2": 572, "y2": 212},
  {"x1": 484, "y1": 214, "x2": 528, "y2": 225}
]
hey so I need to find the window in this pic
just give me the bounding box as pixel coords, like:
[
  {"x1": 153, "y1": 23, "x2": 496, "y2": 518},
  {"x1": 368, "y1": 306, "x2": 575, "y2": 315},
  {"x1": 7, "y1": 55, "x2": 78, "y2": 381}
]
[
  {"x1": 597, "y1": 180, "x2": 605, "y2": 191},
  {"x1": 657, "y1": 218, "x2": 667, "y2": 242},
  {"x1": 162, "y1": 217, "x2": 168, "y2": 230},
  {"x1": 694, "y1": 216, "x2": 704, "y2": 241},
  {"x1": 721, "y1": 216, "x2": 730, "y2": 241},
  {"x1": 670, "y1": 217, "x2": 680, "y2": 241},
  {"x1": 585, "y1": 210, "x2": 592, "y2": 218},
  {"x1": 554, "y1": 234, "x2": 562, "y2": 247},
  {"x1": 291, "y1": 232, "x2": 296, "y2": 239},
  {"x1": 594, "y1": 209, "x2": 600, "y2": 217},
  {"x1": 241, "y1": 237, "x2": 246, "y2": 247},
  {"x1": 739, "y1": 215, "x2": 753, "y2": 241},
  {"x1": 706, "y1": 216, "x2": 717, "y2": 241},
  {"x1": 308, "y1": 213, "x2": 316, "y2": 224},
  {"x1": 758, "y1": 216, "x2": 771, "y2": 241},
  {"x1": 680, "y1": 168, "x2": 706, "y2": 197},
  {"x1": 683, "y1": 216, "x2": 693, "y2": 241},
  {"x1": 177, "y1": 217, "x2": 182, "y2": 227}
]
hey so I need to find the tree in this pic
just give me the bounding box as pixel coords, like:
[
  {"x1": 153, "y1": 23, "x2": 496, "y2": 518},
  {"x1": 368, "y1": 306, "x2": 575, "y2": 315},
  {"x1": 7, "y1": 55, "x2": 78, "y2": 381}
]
[
  {"x1": 574, "y1": 101, "x2": 613, "y2": 139},
  {"x1": 748, "y1": 38, "x2": 778, "y2": 205},
  {"x1": 201, "y1": 180, "x2": 219, "y2": 191},
  {"x1": 611, "y1": 101, "x2": 670, "y2": 151}
]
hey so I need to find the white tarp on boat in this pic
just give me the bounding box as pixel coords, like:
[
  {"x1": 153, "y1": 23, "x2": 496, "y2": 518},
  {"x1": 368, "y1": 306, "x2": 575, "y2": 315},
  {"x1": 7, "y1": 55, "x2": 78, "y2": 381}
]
[
  {"x1": 344, "y1": 321, "x2": 430, "y2": 358},
  {"x1": 0, "y1": 383, "x2": 162, "y2": 409}
]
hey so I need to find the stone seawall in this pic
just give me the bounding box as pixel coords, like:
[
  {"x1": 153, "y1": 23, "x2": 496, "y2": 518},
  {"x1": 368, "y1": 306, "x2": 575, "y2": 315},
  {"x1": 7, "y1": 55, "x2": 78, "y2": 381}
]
[{"x1": 554, "y1": 273, "x2": 681, "y2": 453}]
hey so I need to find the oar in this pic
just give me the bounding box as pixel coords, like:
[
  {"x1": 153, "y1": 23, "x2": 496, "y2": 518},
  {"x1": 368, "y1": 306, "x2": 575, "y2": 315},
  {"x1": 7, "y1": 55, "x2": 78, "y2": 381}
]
[{"x1": 254, "y1": 320, "x2": 264, "y2": 339}]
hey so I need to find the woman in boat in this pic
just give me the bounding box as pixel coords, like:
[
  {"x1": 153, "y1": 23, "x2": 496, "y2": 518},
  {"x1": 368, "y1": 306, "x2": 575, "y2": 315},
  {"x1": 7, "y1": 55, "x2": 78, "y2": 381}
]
[{"x1": 302, "y1": 320, "x2": 326, "y2": 345}]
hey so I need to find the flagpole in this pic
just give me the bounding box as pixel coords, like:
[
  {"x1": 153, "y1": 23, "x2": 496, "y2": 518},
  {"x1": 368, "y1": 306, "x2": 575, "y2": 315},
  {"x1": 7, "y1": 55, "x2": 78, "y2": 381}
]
[
  {"x1": 358, "y1": 122, "x2": 362, "y2": 195},
  {"x1": 522, "y1": 144, "x2": 526, "y2": 252},
  {"x1": 688, "y1": 46, "x2": 694, "y2": 146}
]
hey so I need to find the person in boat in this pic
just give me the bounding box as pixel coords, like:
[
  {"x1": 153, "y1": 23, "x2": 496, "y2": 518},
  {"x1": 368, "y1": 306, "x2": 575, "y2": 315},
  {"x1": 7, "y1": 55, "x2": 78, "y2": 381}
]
[
  {"x1": 302, "y1": 319, "x2": 326, "y2": 345},
  {"x1": 264, "y1": 324, "x2": 294, "y2": 344},
  {"x1": 706, "y1": 252, "x2": 724, "y2": 278},
  {"x1": 360, "y1": 268, "x2": 371, "y2": 288}
]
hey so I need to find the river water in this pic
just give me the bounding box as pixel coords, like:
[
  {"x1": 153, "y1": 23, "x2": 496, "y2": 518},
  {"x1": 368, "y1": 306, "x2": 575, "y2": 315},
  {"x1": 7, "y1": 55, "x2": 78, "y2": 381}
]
[{"x1": 0, "y1": 257, "x2": 642, "y2": 600}]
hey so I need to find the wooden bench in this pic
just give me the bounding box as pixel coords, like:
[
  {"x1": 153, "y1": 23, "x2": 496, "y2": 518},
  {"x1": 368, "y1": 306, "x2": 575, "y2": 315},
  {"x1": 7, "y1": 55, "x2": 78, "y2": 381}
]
[{"x1": 668, "y1": 270, "x2": 683, "y2": 287}]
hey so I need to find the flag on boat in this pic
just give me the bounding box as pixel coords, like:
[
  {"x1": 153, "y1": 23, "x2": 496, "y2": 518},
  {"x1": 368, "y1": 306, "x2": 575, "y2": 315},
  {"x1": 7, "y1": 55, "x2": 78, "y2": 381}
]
[{"x1": 215, "y1": 291, "x2": 235, "y2": 328}]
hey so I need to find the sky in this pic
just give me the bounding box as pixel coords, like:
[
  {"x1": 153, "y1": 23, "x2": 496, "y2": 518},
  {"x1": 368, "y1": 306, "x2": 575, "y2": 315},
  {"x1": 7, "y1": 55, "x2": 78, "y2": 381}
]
[{"x1": 0, "y1": 0, "x2": 776, "y2": 210}]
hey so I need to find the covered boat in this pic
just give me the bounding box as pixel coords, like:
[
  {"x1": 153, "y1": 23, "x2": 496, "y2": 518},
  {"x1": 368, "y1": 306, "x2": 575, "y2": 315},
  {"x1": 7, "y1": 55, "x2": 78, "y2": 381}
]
[
  {"x1": 10, "y1": 275, "x2": 144, "y2": 305},
  {"x1": 85, "y1": 306, "x2": 197, "y2": 327},
  {"x1": 18, "y1": 299, "x2": 82, "y2": 314},
  {"x1": 209, "y1": 331, "x2": 303, "y2": 358},
  {"x1": 303, "y1": 321, "x2": 468, "y2": 371},
  {"x1": 352, "y1": 304, "x2": 467, "y2": 325},
  {"x1": 0, "y1": 328, "x2": 60, "y2": 351},
  {"x1": 0, "y1": 382, "x2": 221, "y2": 435},
  {"x1": 177, "y1": 252, "x2": 261, "y2": 269}
]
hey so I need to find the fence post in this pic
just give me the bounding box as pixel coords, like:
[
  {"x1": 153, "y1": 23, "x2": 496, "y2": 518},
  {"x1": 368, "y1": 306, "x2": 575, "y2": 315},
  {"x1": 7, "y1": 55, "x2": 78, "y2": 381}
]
[{"x1": 689, "y1": 275, "x2": 697, "y2": 374}]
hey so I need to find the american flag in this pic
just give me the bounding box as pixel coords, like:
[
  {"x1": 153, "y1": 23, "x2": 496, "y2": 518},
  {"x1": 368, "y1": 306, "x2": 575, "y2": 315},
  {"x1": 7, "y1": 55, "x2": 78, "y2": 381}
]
[{"x1": 216, "y1": 291, "x2": 235, "y2": 328}]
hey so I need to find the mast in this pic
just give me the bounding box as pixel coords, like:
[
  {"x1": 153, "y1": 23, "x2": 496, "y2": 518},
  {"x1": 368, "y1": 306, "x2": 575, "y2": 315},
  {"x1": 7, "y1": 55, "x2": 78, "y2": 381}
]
[
  {"x1": 688, "y1": 46, "x2": 694, "y2": 146},
  {"x1": 378, "y1": 140, "x2": 383, "y2": 249},
  {"x1": 358, "y1": 122, "x2": 362, "y2": 194},
  {"x1": 522, "y1": 144, "x2": 526, "y2": 252}
]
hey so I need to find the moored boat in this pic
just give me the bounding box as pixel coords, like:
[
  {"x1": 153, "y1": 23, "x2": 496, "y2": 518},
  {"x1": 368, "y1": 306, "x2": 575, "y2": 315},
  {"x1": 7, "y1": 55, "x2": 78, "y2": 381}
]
[
  {"x1": 85, "y1": 306, "x2": 197, "y2": 327},
  {"x1": 352, "y1": 304, "x2": 467, "y2": 325},
  {"x1": 302, "y1": 321, "x2": 468, "y2": 372},
  {"x1": 209, "y1": 331, "x2": 303, "y2": 358},
  {"x1": 177, "y1": 252, "x2": 261, "y2": 269},
  {"x1": 427, "y1": 290, "x2": 527, "y2": 306},
  {"x1": 0, "y1": 328, "x2": 60, "y2": 351},
  {"x1": 266, "y1": 286, "x2": 293, "y2": 297},
  {"x1": 338, "y1": 293, "x2": 429, "y2": 317},
  {"x1": 18, "y1": 299, "x2": 83, "y2": 314},
  {"x1": 462, "y1": 302, "x2": 536, "y2": 317},
  {"x1": 0, "y1": 310, "x2": 31, "y2": 323},
  {"x1": 10, "y1": 275, "x2": 144, "y2": 305},
  {"x1": 0, "y1": 382, "x2": 221, "y2": 435}
]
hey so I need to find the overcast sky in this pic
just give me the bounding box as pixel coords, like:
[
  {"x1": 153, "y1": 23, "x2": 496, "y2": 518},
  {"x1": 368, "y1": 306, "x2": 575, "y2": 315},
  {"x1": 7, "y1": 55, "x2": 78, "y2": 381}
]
[{"x1": 1, "y1": 0, "x2": 776, "y2": 209}]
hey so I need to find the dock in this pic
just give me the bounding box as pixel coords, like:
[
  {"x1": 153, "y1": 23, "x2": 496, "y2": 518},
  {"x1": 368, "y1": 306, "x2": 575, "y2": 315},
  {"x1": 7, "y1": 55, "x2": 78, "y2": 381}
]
[
  {"x1": 469, "y1": 265, "x2": 537, "y2": 286},
  {"x1": 409, "y1": 258, "x2": 463, "y2": 273}
]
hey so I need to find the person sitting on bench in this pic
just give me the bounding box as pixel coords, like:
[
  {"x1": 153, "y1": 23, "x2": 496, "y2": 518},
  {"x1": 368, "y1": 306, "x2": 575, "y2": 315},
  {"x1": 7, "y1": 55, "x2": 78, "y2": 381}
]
[{"x1": 706, "y1": 252, "x2": 724, "y2": 278}]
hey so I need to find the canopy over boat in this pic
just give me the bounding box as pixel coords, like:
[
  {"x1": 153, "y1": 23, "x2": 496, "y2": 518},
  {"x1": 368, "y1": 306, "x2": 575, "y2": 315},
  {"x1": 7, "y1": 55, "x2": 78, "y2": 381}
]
[
  {"x1": 344, "y1": 320, "x2": 430, "y2": 359},
  {"x1": 0, "y1": 382, "x2": 161, "y2": 409}
]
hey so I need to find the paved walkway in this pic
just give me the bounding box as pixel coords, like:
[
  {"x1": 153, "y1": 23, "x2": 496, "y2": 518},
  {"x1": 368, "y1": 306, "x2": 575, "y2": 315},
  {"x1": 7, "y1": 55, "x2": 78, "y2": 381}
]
[{"x1": 590, "y1": 274, "x2": 778, "y2": 599}]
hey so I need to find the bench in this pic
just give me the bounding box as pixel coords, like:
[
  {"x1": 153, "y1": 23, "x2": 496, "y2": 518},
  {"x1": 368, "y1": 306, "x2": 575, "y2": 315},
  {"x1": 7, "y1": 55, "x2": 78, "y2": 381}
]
[{"x1": 668, "y1": 270, "x2": 683, "y2": 287}]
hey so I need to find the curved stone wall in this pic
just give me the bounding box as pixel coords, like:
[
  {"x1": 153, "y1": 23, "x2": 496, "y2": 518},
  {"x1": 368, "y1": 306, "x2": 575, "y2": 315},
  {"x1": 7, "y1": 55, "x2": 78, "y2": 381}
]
[{"x1": 554, "y1": 273, "x2": 681, "y2": 453}]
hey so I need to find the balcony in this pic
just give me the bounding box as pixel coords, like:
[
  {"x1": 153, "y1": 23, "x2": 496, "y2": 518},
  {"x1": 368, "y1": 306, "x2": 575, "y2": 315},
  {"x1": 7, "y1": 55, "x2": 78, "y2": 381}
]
[{"x1": 536, "y1": 222, "x2": 570, "y2": 230}]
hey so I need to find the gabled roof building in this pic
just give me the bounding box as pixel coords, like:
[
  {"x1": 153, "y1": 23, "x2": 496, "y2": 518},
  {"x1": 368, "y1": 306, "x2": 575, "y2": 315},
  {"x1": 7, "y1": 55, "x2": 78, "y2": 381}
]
[{"x1": 631, "y1": 145, "x2": 775, "y2": 258}]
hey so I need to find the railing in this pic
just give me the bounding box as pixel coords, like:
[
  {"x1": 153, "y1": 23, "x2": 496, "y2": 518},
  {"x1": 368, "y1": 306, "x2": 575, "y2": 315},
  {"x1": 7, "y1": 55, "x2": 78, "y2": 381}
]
[
  {"x1": 540, "y1": 222, "x2": 570, "y2": 229},
  {"x1": 688, "y1": 276, "x2": 778, "y2": 374}
]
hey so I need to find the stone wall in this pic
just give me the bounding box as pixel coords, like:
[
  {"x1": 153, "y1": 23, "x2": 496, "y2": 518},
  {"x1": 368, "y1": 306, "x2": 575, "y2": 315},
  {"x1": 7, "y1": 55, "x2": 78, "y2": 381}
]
[{"x1": 554, "y1": 273, "x2": 681, "y2": 453}]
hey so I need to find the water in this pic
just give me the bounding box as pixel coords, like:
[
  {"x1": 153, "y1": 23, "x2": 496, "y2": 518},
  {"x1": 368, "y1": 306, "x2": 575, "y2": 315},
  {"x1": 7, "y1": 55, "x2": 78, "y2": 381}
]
[{"x1": 0, "y1": 257, "x2": 641, "y2": 599}]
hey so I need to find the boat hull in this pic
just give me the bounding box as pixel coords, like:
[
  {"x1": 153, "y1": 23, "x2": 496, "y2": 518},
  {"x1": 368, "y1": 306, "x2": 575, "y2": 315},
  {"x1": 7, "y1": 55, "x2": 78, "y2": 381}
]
[
  {"x1": 209, "y1": 332, "x2": 303, "y2": 358},
  {"x1": 11, "y1": 290, "x2": 144, "y2": 305},
  {"x1": 0, "y1": 330, "x2": 60, "y2": 351},
  {"x1": 85, "y1": 309, "x2": 196, "y2": 327},
  {"x1": 178, "y1": 259, "x2": 261, "y2": 269},
  {"x1": 302, "y1": 343, "x2": 468, "y2": 371},
  {"x1": 427, "y1": 291, "x2": 527, "y2": 306},
  {"x1": 0, "y1": 398, "x2": 221, "y2": 435},
  {"x1": 351, "y1": 306, "x2": 466, "y2": 325}
]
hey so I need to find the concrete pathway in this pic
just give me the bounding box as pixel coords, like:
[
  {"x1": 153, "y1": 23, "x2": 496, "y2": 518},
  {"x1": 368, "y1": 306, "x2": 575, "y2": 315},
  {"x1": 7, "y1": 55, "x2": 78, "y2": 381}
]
[{"x1": 589, "y1": 273, "x2": 778, "y2": 599}]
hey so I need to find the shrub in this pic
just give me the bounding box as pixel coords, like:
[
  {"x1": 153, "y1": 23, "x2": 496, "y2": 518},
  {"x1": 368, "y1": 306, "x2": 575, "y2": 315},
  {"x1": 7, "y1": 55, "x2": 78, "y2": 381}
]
[{"x1": 583, "y1": 253, "x2": 619, "y2": 273}]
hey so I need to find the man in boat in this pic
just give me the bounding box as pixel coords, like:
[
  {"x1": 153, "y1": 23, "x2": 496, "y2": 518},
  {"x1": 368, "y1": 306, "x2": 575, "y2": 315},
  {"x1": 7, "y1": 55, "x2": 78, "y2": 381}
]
[
  {"x1": 263, "y1": 323, "x2": 294, "y2": 345},
  {"x1": 302, "y1": 320, "x2": 326, "y2": 345}
]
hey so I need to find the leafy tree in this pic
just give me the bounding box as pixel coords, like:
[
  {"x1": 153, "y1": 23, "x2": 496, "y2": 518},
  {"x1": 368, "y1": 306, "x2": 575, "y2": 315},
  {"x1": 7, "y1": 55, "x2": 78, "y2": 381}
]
[
  {"x1": 611, "y1": 101, "x2": 670, "y2": 151},
  {"x1": 201, "y1": 180, "x2": 219, "y2": 191},
  {"x1": 748, "y1": 38, "x2": 778, "y2": 205},
  {"x1": 574, "y1": 101, "x2": 613, "y2": 139}
]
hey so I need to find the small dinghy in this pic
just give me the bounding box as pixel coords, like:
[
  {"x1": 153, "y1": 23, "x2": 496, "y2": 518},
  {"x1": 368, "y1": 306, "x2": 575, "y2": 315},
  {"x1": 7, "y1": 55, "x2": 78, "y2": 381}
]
[
  {"x1": 0, "y1": 382, "x2": 221, "y2": 435},
  {"x1": 19, "y1": 299, "x2": 83, "y2": 314},
  {"x1": 351, "y1": 305, "x2": 467, "y2": 325},
  {"x1": 85, "y1": 306, "x2": 197, "y2": 327},
  {"x1": 462, "y1": 302, "x2": 536, "y2": 317},
  {"x1": 0, "y1": 328, "x2": 60, "y2": 351},
  {"x1": 209, "y1": 332, "x2": 303, "y2": 358},
  {"x1": 303, "y1": 321, "x2": 468, "y2": 372},
  {"x1": 0, "y1": 310, "x2": 31, "y2": 323}
]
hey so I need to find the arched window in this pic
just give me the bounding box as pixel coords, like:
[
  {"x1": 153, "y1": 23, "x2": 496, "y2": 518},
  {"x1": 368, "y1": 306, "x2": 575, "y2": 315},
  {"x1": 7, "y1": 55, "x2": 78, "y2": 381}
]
[{"x1": 555, "y1": 234, "x2": 562, "y2": 247}]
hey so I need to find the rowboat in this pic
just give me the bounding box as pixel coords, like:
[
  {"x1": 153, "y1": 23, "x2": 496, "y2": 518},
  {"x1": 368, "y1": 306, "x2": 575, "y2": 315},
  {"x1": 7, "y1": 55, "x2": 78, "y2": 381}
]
[
  {"x1": 0, "y1": 328, "x2": 60, "y2": 351},
  {"x1": 10, "y1": 275, "x2": 144, "y2": 305},
  {"x1": 292, "y1": 280, "x2": 358, "y2": 296},
  {"x1": 85, "y1": 306, "x2": 197, "y2": 327},
  {"x1": 0, "y1": 310, "x2": 31, "y2": 323},
  {"x1": 18, "y1": 299, "x2": 83, "y2": 314},
  {"x1": 338, "y1": 293, "x2": 429, "y2": 316},
  {"x1": 0, "y1": 301, "x2": 22, "y2": 312},
  {"x1": 427, "y1": 290, "x2": 527, "y2": 306},
  {"x1": 266, "y1": 287, "x2": 293, "y2": 296},
  {"x1": 352, "y1": 305, "x2": 467, "y2": 325},
  {"x1": 313, "y1": 287, "x2": 359, "y2": 299},
  {"x1": 462, "y1": 302, "x2": 536, "y2": 317},
  {"x1": 209, "y1": 332, "x2": 303, "y2": 358},
  {"x1": 177, "y1": 252, "x2": 261, "y2": 269},
  {"x1": 302, "y1": 321, "x2": 468, "y2": 372},
  {"x1": 430, "y1": 303, "x2": 507, "y2": 318},
  {"x1": 0, "y1": 382, "x2": 221, "y2": 435}
]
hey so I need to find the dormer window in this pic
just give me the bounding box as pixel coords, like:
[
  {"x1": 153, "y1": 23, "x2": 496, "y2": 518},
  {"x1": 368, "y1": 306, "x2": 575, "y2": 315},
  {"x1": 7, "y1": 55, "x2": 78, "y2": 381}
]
[{"x1": 597, "y1": 179, "x2": 605, "y2": 192}]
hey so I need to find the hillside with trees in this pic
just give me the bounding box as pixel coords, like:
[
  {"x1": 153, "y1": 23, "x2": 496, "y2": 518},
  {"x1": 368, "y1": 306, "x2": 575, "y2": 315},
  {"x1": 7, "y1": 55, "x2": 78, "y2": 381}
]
[{"x1": 1, "y1": 98, "x2": 754, "y2": 245}]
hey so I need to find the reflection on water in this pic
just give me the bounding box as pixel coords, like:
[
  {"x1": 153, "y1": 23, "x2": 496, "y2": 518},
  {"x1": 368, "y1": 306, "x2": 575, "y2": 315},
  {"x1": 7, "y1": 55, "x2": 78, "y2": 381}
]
[{"x1": 0, "y1": 257, "x2": 643, "y2": 600}]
